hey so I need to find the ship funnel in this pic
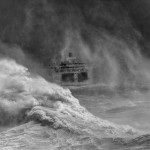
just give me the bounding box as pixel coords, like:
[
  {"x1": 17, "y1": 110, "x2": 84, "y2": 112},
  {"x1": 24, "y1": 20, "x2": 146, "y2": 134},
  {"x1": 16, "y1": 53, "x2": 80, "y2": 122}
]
[{"x1": 69, "y1": 52, "x2": 73, "y2": 58}]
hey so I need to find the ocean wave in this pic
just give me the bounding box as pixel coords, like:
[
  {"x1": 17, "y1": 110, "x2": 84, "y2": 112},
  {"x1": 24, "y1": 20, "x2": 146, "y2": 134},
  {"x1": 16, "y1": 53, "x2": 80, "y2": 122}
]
[
  {"x1": 0, "y1": 59, "x2": 139, "y2": 139},
  {"x1": 0, "y1": 59, "x2": 150, "y2": 150}
]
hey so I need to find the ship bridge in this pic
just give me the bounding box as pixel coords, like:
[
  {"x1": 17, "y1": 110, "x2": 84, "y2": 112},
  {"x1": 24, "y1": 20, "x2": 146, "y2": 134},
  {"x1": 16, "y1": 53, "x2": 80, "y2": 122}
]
[{"x1": 51, "y1": 52, "x2": 89, "y2": 85}]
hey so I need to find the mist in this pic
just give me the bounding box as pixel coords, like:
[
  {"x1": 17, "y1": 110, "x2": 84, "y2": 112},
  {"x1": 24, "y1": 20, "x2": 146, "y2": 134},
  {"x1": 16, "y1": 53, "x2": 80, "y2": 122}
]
[
  {"x1": 1, "y1": 1, "x2": 150, "y2": 149},
  {"x1": 0, "y1": 0, "x2": 150, "y2": 87}
]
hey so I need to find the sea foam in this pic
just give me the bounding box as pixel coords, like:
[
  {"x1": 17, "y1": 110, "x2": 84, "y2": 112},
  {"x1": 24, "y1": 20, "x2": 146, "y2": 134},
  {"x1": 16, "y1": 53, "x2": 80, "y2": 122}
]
[{"x1": 0, "y1": 59, "x2": 138, "y2": 138}]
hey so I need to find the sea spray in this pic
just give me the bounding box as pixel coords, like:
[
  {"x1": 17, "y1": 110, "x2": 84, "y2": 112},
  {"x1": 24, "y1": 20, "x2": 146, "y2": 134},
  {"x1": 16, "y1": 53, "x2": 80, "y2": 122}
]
[{"x1": 0, "y1": 58, "x2": 138, "y2": 139}]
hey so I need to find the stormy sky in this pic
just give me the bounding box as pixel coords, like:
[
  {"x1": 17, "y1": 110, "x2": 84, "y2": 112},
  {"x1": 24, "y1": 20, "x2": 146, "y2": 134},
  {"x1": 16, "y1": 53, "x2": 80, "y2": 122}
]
[
  {"x1": 120, "y1": 0, "x2": 150, "y2": 57},
  {"x1": 0, "y1": 0, "x2": 149, "y2": 59},
  {"x1": 124, "y1": 0, "x2": 150, "y2": 38},
  {"x1": 0, "y1": 0, "x2": 149, "y2": 85}
]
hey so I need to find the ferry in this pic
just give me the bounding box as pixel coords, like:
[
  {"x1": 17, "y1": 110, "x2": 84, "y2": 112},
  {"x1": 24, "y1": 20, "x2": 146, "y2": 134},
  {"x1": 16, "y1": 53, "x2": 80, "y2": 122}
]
[{"x1": 50, "y1": 52, "x2": 89, "y2": 86}]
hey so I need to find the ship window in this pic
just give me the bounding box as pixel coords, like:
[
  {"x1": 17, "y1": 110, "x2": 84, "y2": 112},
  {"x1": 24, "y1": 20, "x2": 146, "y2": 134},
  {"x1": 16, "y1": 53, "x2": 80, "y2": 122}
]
[
  {"x1": 78, "y1": 72, "x2": 88, "y2": 82},
  {"x1": 61, "y1": 73, "x2": 74, "y2": 82}
]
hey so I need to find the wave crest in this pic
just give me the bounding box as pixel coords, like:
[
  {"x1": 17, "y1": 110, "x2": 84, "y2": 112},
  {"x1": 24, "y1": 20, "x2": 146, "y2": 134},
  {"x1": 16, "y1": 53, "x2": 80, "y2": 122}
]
[{"x1": 0, "y1": 59, "x2": 138, "y2": 138}]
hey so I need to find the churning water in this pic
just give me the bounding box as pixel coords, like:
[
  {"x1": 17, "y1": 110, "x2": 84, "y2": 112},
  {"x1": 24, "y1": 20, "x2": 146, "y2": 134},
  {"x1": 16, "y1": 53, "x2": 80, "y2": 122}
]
[{"x1": 0, "y1": 59, "x2": 150, "y2": 150}]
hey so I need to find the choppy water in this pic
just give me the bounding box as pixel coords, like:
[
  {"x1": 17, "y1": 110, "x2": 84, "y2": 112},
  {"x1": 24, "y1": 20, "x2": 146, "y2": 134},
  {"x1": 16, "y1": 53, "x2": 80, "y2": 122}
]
[{"x1": 0, "y1": 59, "x2": 150, "y2": 150}]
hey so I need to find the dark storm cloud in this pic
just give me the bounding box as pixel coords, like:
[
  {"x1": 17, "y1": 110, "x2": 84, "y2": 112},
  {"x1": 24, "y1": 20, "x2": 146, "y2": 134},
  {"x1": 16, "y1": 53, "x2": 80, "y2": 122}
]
[
  {"x1": 124, "y1": 0, "x2": 150, "y2": 57},
  {"x1": 124, "y1": 0, "x2": 150, "y2": 37},
  {"x1": 0, "y1": 0, "x2": 147, "y2": 61},
  {"x1": 0, "y1": 0, "x2": 150, "y2": 85}
]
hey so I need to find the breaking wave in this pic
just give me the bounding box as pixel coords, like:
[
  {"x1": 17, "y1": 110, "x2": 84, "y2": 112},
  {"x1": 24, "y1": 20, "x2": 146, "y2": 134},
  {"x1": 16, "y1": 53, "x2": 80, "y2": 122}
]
[
  {"x1": 0, "y1": 58, "x2": 136, "y2": 134},
  {"x1": 0, "y1": 58, "x2": 150, "y2": 149}
]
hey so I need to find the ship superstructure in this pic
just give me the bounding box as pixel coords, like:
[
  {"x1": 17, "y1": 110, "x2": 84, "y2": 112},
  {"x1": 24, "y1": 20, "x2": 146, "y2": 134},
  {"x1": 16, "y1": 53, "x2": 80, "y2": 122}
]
[{"x1": 51, "y1": 52, "x2": 88, "y2": 86}]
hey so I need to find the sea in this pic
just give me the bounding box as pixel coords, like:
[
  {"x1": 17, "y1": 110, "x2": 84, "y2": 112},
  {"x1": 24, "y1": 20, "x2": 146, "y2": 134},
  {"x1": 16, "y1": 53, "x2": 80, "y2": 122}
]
[{"x1": 0, "y1": 59, "x2": 150, "y2": 150}]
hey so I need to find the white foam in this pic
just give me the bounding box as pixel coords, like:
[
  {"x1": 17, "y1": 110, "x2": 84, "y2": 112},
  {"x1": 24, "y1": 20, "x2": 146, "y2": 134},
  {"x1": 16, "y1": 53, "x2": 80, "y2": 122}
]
[{"x1": 0, "y1": 58, "x2": 139, "y2": 137}]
